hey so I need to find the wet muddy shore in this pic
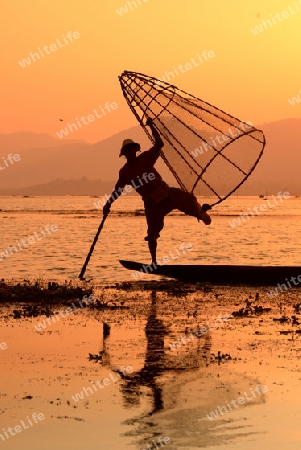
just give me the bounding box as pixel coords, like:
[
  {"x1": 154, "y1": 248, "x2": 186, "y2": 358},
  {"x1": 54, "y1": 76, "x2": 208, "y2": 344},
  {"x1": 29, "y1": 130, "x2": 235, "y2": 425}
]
[{"x1": 1, "y1": 281, "x2": 301, "y2": 449}]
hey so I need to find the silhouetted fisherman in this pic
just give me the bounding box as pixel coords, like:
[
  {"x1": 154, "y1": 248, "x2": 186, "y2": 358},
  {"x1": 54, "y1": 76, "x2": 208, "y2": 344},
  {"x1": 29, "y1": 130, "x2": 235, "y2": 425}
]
[{"x1": 103, "y1": 118, "x2": 211, "y2": 263}]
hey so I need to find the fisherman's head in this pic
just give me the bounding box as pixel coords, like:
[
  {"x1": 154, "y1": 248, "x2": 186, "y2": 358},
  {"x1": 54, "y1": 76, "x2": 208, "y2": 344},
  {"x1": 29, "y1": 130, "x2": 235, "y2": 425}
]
[{"x1": 120, "y1": 139, "x2": 140, "y2": 162}]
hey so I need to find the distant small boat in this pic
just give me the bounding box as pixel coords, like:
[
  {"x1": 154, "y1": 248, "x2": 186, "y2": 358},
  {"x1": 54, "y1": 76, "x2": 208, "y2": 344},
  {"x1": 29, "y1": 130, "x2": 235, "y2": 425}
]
[{"x1": 259, "y1": 191, "x2": 268, "y2": 200}]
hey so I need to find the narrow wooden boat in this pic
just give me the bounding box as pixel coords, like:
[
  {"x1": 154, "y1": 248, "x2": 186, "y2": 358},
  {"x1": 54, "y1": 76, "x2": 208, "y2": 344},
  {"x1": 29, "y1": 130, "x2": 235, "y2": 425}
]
[{"x1": 120, "y1": 260, "x2": 301, "y2": 286}]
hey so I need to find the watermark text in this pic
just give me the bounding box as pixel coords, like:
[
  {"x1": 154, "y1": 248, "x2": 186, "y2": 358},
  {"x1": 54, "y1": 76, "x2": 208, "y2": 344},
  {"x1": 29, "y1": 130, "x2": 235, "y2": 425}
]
[
  {"x1": 0, "y1": 413, "x2": 45, "y2": 442},
  {"x1": 18, "y1": 32, "x2": 80, "y2": 68},
  {"x1": 94, "y1": 172, "x2": 155, "y2": 210},
  {"x1": 228, "y1": 192, "x2": 290, "y2": 228},
  {"x1": 288, "y1": 89, "x2": 301, "y2": 106},
  {"x1": 206, "y1": 384, "x2": 268, "y2": 420},
  {"x1": 71, "y1": 366, "x2": 133, "y2": 402},
  {"x1": 250, "y1": 2, "x2": 301, "y2": 35},
  {"x1": 169, "y1": 314, "x2": 231, "y2": 351},
  {"x1": 156, "y1": 51, "x2": 215, "y2": 86},
  {"x1": 132, "y1": 243, "x2": 193, "y2": 279},
  {"x1": 267, "y1": 274, "x2": 301, "y2": 298},
  {"x1": 141, "y1": 436, "x2": 171, "y2": 450},
  {"x1": 190, "y1": 121, "x2": 253, "y2": 159},
  {"x1": 56, "y1": 102, "x2": 118, "y2": 139},
  {"x1": 0, "y1": 153, "x2": 21, "y2": 171},
  {"x1": 0, "y1": 224, "x2": 58, "y2": 261},
  {"x1": 116, "y1": 0, "x2": 150, "y2": 16},
  {"x1": 34, "y1": 294, "x2": 97, "y2": 332}
]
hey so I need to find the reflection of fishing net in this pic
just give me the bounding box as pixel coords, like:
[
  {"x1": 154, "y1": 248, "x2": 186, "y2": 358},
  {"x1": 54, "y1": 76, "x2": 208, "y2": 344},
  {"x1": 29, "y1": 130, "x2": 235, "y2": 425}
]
[{"x1": 119, "y1": 71, "x2": 265, "y2": 206}]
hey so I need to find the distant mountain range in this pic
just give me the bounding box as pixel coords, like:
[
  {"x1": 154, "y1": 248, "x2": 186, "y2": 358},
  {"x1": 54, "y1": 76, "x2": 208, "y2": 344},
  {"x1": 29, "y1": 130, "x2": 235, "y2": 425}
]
[
  {"x1": 0, "y1": 119, "x2": 300, "y2": 195},
  {"x1": 0, "y1": 178, "x2": 118, "y2": 197}
]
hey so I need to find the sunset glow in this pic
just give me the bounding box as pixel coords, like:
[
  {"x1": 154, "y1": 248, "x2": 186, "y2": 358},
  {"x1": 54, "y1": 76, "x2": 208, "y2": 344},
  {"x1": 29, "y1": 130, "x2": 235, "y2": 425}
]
[{"x1": 1, "y1": 0, "x2": 301, "y2": 142}]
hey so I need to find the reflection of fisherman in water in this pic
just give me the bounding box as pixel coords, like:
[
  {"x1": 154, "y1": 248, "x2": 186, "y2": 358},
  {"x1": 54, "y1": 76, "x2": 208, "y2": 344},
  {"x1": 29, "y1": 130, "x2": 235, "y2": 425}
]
[
  {"x1": 100, "y1": 293, "x2": 266, "y2": 449},
  {"x1": 142, "y1": 291, "x2": 169, "y2": 374},
  {"x1": 118, "y1": 291, "x2": 168, "y2": 412},
  {"x1": 114, "y1": 291, "x2": 211, "y2": 414}
]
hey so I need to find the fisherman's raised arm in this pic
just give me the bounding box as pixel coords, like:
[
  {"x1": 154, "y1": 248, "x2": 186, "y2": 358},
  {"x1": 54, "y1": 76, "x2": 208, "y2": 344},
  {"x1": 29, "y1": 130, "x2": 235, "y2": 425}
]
[{"x1": 146, "y1": 118, "x2": 163, "y2": 163}]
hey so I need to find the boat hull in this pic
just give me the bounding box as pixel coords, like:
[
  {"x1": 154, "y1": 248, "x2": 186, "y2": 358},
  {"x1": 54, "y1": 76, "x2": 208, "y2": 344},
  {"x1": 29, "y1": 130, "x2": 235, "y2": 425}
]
[{"x1": 119, "y1": 260, "x2": 301, "y2": 286}]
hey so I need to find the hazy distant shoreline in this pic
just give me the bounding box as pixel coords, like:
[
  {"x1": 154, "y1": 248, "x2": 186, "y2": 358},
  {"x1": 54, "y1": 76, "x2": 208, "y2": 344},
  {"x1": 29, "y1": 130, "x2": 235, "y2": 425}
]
[
  {"x1": 1, "y1": 119, "x2": 301, "y2": 196},
  {"x1": 0, "y1": 179, "x2": 299, "y2": 197}
]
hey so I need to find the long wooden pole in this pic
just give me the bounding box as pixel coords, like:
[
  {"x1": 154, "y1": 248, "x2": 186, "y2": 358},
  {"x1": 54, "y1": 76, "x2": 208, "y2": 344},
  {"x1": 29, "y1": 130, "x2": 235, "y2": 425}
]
[{"x1": 79, "y1": 214, "x2": 108, "y2": 279}]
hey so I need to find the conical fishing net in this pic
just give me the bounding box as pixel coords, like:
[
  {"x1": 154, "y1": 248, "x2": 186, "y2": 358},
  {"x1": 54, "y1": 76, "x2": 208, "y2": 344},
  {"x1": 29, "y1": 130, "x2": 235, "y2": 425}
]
[{"x1": 119, "y1": 70, "x2": 265, "y2": 206}]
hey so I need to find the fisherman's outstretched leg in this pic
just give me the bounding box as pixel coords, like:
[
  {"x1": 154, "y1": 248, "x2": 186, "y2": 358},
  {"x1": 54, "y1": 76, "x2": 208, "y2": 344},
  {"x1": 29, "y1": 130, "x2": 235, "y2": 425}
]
[{"x1": 168, "y1": 188, "x2": 211, "y2": 225}]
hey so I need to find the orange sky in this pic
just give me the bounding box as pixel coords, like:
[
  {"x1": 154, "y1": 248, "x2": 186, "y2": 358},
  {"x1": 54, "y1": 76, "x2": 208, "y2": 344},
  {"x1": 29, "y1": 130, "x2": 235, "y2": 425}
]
[{"x1": 1, "y1": 0, "x2": 301, "y2": 143}]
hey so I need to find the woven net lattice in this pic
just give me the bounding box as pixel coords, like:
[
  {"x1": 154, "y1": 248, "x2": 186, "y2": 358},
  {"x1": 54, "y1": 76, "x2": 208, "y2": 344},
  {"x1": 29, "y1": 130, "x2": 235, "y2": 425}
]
[{"x1": 119, "y1": 70, "x2": 265, "y2": 206}]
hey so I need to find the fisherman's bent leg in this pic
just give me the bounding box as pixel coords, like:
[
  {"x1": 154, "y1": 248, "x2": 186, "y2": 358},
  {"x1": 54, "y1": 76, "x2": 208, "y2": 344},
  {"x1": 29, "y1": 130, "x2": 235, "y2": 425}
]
[
  {"x1": 144, "y1": 200, "x2": 171, "y2": 262},
  {"x1": 168, "y1": 188, "x2": 211, "y2": 225},
  {"x1": 148, "y1": 240, "x2": 157, "y2": 264}
]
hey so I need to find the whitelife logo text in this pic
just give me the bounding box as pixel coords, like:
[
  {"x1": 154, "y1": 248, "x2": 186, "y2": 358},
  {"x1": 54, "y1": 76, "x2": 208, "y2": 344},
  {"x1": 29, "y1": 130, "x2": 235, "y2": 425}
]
[
  {"x1": 18, "y1": 32, "x2": 80, "y2": 68},
  {"x1": 55, "y1": 102, "x2": 118, "y2": 139},
  {"x1": 0, "y1": 413, "x2": 45, "y2": 442},
  {"x1": 0, "y1": 224, "x2": 58, "y2": 261},
  {"x1": 206, "y1": 384, "x2": 268, "y2": 421},
  {"x1": 0, "y1": 153, "x2": 21, "y2": 171}
]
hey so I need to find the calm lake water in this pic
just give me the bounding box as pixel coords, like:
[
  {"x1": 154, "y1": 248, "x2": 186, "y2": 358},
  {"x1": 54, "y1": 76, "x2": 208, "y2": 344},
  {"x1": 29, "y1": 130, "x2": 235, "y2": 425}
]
[
  {"x1": 1, "y1": 196, "x2": 301, "y2": 450},
  {"x1": 2, "y1": 286, "x2": 301, "y2": 450},
  {"x1": 0, "y1": 195, "x2": 301, "y2": 282}
]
